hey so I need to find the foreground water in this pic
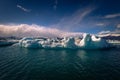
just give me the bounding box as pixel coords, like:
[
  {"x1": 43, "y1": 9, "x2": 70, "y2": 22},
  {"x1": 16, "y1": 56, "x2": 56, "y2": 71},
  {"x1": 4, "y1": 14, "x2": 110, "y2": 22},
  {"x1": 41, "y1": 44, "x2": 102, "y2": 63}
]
[{"x1": 0, "y1": 45, "x2": 120, "y2": 80}]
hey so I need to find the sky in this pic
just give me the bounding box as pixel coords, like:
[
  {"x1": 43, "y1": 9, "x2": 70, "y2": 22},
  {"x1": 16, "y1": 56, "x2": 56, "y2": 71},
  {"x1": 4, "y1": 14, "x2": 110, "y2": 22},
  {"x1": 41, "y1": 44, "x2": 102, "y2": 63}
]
[{"x1": 0, "y1": 0, "x2": 120, "y2": 37}]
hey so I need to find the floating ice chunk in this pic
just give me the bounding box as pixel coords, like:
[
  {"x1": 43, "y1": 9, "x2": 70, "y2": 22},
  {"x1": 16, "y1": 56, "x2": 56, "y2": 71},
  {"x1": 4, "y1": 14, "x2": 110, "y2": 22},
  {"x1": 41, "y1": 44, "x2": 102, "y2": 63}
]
[{"x1": 19, "y1": 37, "x2": 41, "y2": 48}]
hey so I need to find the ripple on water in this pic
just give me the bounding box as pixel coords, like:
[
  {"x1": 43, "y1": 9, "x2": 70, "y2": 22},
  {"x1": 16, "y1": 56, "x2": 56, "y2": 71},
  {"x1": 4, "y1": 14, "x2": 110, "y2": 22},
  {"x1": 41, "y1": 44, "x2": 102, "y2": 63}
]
[{"x1": 0, "y1": 46, "x2": 120, "y2": 80}]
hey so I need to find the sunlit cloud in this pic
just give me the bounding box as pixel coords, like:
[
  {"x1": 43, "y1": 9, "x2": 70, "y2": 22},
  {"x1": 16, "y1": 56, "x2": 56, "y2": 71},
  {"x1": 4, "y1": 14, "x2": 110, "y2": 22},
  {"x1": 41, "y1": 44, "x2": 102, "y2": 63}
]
[
  {"x1": 104, "y1": 13, "x2": 120, "y2": 19},
  {"x1": 0, "y1": 24, "x2": 83, "y2": 37},
  {"x1": 98, "y1": 30, "x2": 111, "y2": 34},
  {"x1": 95, "y1": 23, "x2": 106, "y2": 26},
  {"x1": 17, "y1": 5, "x2": 31, "y2": 12},
  {"x1": 98, "y1": 30, "x2": 120, "y2": 37}
]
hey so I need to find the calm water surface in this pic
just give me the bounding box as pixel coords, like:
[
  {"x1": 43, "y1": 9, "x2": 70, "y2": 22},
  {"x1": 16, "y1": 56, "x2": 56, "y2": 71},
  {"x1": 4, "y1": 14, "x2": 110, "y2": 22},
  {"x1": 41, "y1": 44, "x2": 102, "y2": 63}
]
[{"x1": 0, "y1": 45, "x2": 120, "y2": 80}]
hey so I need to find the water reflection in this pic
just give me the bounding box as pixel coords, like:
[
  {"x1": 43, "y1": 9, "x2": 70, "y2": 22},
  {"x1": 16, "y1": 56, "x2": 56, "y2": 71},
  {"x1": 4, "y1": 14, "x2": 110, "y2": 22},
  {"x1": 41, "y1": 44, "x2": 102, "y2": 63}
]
[
  {"x1": 77, "y1": 50, "x2": 87, "y2": 61},
  {"x1": 60, "y1": 50, "x2": 67, "y2": 61}
]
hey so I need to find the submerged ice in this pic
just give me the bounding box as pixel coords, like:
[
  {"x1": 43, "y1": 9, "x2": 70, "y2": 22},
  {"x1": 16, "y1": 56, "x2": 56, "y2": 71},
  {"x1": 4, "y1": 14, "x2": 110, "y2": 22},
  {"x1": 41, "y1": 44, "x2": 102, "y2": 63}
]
[{"x1": 19, "y1": 33, "x2": 111, "y2": 49}]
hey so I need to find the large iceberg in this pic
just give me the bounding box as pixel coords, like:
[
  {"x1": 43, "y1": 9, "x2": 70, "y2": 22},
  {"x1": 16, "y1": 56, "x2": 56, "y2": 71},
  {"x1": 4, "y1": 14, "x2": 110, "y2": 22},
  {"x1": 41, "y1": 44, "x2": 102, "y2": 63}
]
[
  {"x1": 76, "y1": 33, "x2": 110, "y2": 49},
  {"x1": 19, "y1": 33, "x2": 111, "y2": 49}
]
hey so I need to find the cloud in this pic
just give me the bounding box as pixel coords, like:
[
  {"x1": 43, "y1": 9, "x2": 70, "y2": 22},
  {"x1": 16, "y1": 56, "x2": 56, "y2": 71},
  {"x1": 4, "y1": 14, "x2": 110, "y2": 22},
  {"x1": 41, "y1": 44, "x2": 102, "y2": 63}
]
[
  {"x1": 92, "y1": 13, "x2": 120, "y2": 29},
  {"x1": 95, "y1": 23, "x2": 106, "y2": 26},
  {"x1": 0, "y1": 24, "x2": 83, "y2": 37},
  {"x1": 17, "y1": 5, "x2": 31, "y2": 12},
  {"x1": 117, "y1": 24, "x2": 120, "y2": 28},
  {"x1": 98, "y1": 30, "x2": 111, "y2": 34},
  {"x1": 98, "y1": 30, "x2": 120, "y2": 37},
  {"x1": 52, "y1": 6, "x2": 96, "y2": 31},
  {"x1": 104, "y1": 13, "x2": 120, "y2": 19}
]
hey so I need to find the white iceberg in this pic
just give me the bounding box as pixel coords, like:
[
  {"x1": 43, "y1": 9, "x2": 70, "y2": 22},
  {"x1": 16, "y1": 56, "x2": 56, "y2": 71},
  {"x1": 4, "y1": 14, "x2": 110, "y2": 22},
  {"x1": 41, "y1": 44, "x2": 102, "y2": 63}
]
[
  {"x1": 77, "y1": 33, "x2": 109, "y2": 49},
  {"x1": 19, "y1": 33, "x2": 111, "y2": 49},
  {"x1": 19, "y1": 37, "x2": 41, "y2": 48}
]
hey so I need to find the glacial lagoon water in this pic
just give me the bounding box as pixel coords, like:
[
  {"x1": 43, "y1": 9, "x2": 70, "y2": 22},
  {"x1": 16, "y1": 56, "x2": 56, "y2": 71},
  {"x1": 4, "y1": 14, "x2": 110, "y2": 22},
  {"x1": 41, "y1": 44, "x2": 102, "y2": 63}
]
[{"x1": 0, "y1": 45, "x2": 120, "y2": 80}]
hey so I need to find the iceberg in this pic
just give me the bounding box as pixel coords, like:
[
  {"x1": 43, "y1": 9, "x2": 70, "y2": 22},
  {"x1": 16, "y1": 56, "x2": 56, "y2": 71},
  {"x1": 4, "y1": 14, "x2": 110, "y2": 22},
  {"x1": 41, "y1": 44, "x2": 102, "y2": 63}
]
[
  {"x1": 77, "y1": 33, "x2": 109, "y2": 49},
  {"x1": 19, "y1": 33, "x2": 111, "y2": 49},
  {"x1": 19, "y1": 37, "x2": 41, "y2": 48}
]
